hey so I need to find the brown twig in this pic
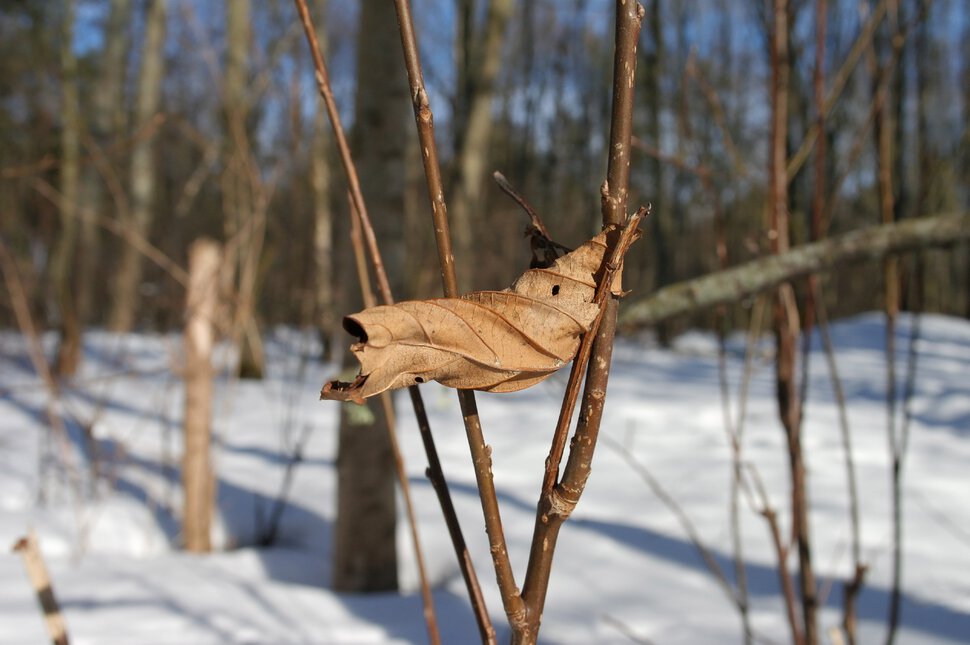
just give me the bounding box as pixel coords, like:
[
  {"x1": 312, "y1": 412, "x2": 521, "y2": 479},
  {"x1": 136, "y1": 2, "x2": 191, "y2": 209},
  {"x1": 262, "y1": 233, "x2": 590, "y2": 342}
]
[
  {"x1": 746, "y1": 466, "x2": 805, "y2": 645},
  {"x1": 491, "y1": 170, "x2": 570, "y2": 269},
  {"x1": 0, "y1": 113, "x2": 166, "y2": 180},
  {"x1": 29, "y1": 177, "x2": 188, "y2": 286},
  {"x1": 685, "y1": 52, "x2": 747, "y2": 177},
  {"x1": 786, "y1": 0, "x2": 890, "y2": 180},
  {"x1": 599, "y1": 433, "x2": 740, "y2": 609},
  {"x1": 292, "y1": 2, "x2": 451, "y2": 641},
  {"x1": 516, "y1": 4, "x2": 644, "y2": 642},
  {"x1": 539, "y1": 209, "x2": 646, "y2": 497},
  {"x1": 724, "y1": 294, "x2": 770, "y2": 645},
  {"x1": 816, "y1": 292, "x2": 867, "y2": 645},
  {"x1": 491, "y1": 170, "x2": 551, "y2": 238},
  {"x1": 768, "y1": 0, "x2": 818, "y2": 641},
  {"x1": 392, "y1": 0, "x2": 516, "y2": 640},
  {"x1": 0, "y1": 237, "x2": 85, "y2": 516}
]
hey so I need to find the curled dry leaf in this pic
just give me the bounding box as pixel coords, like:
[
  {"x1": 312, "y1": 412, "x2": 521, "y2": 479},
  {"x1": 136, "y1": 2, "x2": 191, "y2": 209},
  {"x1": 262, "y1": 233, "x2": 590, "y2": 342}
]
[{"x1": 321, "y1": 225, "x2": 637, "y2": 403}]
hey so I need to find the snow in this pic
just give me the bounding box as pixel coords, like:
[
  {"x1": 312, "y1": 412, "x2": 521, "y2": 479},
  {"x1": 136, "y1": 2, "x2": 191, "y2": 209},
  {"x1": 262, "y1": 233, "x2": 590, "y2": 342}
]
[{"x1": 1, "y1": 313, "x2": 968, "y2": 644}]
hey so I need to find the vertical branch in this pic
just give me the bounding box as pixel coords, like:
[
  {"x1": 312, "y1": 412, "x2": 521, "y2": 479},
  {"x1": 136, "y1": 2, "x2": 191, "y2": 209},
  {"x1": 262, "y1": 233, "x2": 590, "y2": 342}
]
[
  {"x1": 518, "y1": 3, "x2": 644, "y2": 643},
  {"x1": 815, "y1": 295, "x2": 865, "y2": 645},
  {"x1": 292, "y1": 3, "x2": 485, "y2": 641},
  {"x1": 392, "y1": 0, "x2": 523, "y2": 637},
  {"x1": 875, "y1": 8, "x2": 904, "y2": 643},
  {"x1": 768, "y1": 0, "x2": 818, "y2": 643},
  {"x1": 805, "y1": 2, "x2": 865, "y2": 641},
  {"x1": 0, "y1": 236, "x2": 85, "y2": 515},
  {"x1": 52, "y1": 0, "x2": 81, "y2": 376}
]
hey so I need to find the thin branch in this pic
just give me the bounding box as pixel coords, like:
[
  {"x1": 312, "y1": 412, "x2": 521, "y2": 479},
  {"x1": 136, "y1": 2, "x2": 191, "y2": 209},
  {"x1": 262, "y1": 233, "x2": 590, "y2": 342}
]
[
  {"x1": 0, "y1": 236, "x2": 85, "y2": 516},
  {"x1": 392, "y1": 0, "x2": 518, "y2": 638},
  {"x1": 518, "y1": 4, "x2": 645, "y2": 642},
  {"x1": 540, "y1": 209, "x2": 646, "y2": 497},
  {"x1": 786, "y1": 0, "x2": 890, "y2": 180},
  {"x1": 348, "y1": 195, "x2": 439, "y2": 643},
  {"x1": 492, "y1": 170, "x2": 551, "y2": 238},
  {"x1": 292, "y1": 3, "x2": 456, "y2": 642},
  {"x1": 29, "y1": 177, "x2": 188, "y2": 287},
  {"x1": 744, "y1": 466, "x2": 804, "y2": 645},
  {"x1": 685, "y1": 52, "x2": 747, "y2": 177},
  {"x1": 599, "y1": 434, "x2": 739, "y2": 608}
]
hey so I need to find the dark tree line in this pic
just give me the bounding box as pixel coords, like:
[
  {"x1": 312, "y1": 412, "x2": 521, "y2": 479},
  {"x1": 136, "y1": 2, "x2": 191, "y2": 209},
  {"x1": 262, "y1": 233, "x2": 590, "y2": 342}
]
[{"x1": 1, "y1": 0, "x2": 968, "y2": 350}]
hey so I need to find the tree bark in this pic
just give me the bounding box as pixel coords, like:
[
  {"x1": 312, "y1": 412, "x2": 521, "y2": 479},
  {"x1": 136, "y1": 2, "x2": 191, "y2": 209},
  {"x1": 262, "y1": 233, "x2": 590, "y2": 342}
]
[
  {"x1": 620, "y1": 212, "x2": 969, "y2": 327},
  {"x1": 108, "y1": 0, "x2": 166, "y2": 332},
  {"x1": 51, "y1": 0, "x2": 81, "y2": 376},
  {"x1": 332, "y1": 0, "x2": 411, "y2": 592},
  {"x1": 449, "y1": 0, "x2": 513, "y2": 292},
  {"x1": 182, "y1": 239, "x2": 221, "y2": 553},
  {"x1": 76, "y1": 0, "x2": 131, "y2": 337},
  {"x1": 222, "y1": 0, "x2": 267, "y2": 380},
  {"x1": 310, "y1": 0, "x2": 335, "y2": 358}
]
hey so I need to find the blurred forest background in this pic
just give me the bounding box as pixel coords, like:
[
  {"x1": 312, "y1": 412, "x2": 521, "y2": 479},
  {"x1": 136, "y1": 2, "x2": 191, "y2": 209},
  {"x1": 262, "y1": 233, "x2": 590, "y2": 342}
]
[{"x1": 1, "y1": 0, "x2": 968, "y2": 367}]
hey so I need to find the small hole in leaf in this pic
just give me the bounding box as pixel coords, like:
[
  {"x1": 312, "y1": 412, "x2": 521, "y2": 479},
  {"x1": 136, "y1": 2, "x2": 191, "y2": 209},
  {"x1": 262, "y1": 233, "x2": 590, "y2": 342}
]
[
  {"x1": 414, "y1": 376, "x2": 425, "y2": 384},
  {"x1": 551, "y1": 285, "x2": 561, "y2": 296}
]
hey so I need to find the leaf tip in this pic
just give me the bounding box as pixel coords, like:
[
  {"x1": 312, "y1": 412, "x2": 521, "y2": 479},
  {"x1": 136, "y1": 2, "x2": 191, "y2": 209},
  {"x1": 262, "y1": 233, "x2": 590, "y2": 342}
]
[{"x1": 320, "y1": 374, "x2": 368, "y2": 405}]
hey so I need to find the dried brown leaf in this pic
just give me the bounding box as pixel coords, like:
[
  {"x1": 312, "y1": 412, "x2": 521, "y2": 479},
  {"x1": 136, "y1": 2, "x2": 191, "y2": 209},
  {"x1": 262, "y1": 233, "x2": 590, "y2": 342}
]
[{"x1": 321, "y1": 226, "x2": 634, "y2": 403}]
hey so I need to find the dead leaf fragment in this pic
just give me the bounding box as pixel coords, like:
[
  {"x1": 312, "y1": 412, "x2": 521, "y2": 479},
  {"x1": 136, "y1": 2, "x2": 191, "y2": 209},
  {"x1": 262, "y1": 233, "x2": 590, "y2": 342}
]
[{"x1": 321, "y1": 226, "x2": 635, "y2": 403}]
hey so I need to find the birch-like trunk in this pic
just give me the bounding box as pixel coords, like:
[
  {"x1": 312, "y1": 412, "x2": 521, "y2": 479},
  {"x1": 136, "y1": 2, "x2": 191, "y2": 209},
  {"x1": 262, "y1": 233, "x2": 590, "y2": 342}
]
[{"x1": 182, "y1": 239, "x2": 221, "y2": 553}]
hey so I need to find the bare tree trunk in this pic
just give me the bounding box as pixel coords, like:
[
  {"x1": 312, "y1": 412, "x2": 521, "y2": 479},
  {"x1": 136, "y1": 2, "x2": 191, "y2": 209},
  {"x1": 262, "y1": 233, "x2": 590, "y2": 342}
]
[
  {"x1": 311, "y1": 107, "x2": 335, "y2": 355},
  {"x1": 78, "y1": 0, "x2": 131, "y2": 332},
  {"x1": 51, "y1": 0, "x2": 81, "y2": 376},
  {"x1": 310, "y1": 0, "x2": 335, "y2": 359},
  {"x1": 182, "y1": 239, "x2": 221, "y2": 553},
  {"x1": 332, "y1": 0, "x2": 411, "y2": 592},
  {"x1": 223, "y1": 0, "x2": 266, "y2": 380},
  {"x1": 449, "y1": 0, "x2": 513, "y2": 292},
  {"x1": 75, "y1": 0, "x2": 134, "y2": 338},
  {"x1": 108, "y1": 0, "x2": 166, "y2": 332},
  {"x1": 873, "y1": 6, "x2": 904, "y2": 643}
]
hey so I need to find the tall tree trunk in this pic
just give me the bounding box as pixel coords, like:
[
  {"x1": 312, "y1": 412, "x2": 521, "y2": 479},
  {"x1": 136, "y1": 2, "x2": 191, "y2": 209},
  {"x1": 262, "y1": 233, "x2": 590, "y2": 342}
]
[
  {"x1": 449, "y1": 0, "x2": 513, "y2": 292},
  {"x1": 80, "y1": 0, "x2": 131, "y2": 329},
  {"x1": 224, "y1": 0, "x2": 266, "y2": 380},
  {"x1": 52, "y1": 0, "x2": 81, "y2": 376},
  {"x1": 332, "y1": 0, "x2": 411, "y2": 592},
  {"x1": 310, "y1": 0, "x2": 335, "y2": 359},
  {"x1": 108, "y1": 0, "x2": 166, "y2": 332}
]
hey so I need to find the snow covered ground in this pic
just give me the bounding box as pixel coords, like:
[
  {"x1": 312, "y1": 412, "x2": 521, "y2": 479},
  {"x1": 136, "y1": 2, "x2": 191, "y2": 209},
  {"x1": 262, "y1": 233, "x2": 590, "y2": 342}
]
[{"x1": 1, "y1": 313, "x2": 967, "y2": 644}]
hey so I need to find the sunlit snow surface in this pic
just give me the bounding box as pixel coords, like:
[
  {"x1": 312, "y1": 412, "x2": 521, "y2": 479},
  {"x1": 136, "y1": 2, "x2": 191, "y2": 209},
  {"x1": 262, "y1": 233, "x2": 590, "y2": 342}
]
[{"x1": 1, "y1": 313, "x2": 967, "y2": 644}]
